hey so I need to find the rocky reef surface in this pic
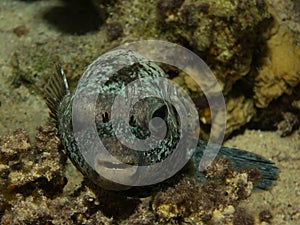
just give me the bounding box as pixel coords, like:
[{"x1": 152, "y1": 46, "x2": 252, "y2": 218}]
[
  {"x1": 0, "y1": 127, "x2": 268, "y2": 224},
  {"x1": 2, "y1": 0, "x2": 300, "y2": 138}
]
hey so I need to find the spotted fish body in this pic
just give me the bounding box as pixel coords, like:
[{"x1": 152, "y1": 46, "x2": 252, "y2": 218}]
[{"x1": 44, "y1": 49, "x2": 279, "y2": 191}]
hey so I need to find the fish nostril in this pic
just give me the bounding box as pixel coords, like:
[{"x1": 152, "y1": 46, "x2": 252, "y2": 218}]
[
  {"x1": 129, "y1": 115, "x2": 136, "y2": 127},
  {"x1": 102, "y1": 112, "x2": 110, "y2": 123},
  {"x1": 152, "y1": 105, "x2": 168, "y2": 120}
]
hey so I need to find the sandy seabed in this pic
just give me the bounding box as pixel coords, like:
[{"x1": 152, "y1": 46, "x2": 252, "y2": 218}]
[{"x1": 225, "y1": 130, "x2": 300, "y2": 224}]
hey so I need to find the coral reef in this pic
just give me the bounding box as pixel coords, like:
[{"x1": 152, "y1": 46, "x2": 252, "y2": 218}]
[
  {"x1": 0, "y1": 127, "x2": 66, "y2": 197},
  {"x1": 9, "y1": 35, "x2": 106, "y2": 92},
  {"x1": 248, "y1": 81, "x2": 300, "y2": 133},
  {"x1": 2, "y1": 0, "x2": 300, "y2": 140},
  {"x1": 276, "y1": 112, "x2": 299, "y2": 137},
  {"x1": 107, "y1": 0, "x2": 272, "y2": 93},
  {"x1": 103, "y1": 0, "x2": 300, "y2": 135},
  {"x1": 152, "y1": 158, "x2": 256, "y2": 224},
  {"x1": 1, "y1": 187, "x2": 114, "y2": 225},
  {"x1": 225, "y1": 95, "x2": 256, "y2": 135},
  {"x1": 0, "y1": 128, "x2": 273, "y2": 224},
  {"x1": 7, "y1": 0, "x2": 300, "y2": 139},
  {"x1": 254, "y1": 25, "x2": 300, "y2": 108},
  {"x1": 0, "y1": 127, "x2": 111, "y2": 224},
  {"x1": 265, "y1": 0, "x2": 300, "y2": 37},
  {"x1": 103, "y1": 0, "x2": 274, "y2": 136},
  {"x1": 120, "y1": 201, "x2": 156, "y2": 225}
]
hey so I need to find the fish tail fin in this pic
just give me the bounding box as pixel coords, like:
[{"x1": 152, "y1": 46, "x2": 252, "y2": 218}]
[
  {"x1": 193, "y1": 140, "x2": 279, "y2": 190},
  {"x1": 218, "y1": 145, "x2": 279, "y2": 190},
  {"x1": 43, "y1": 64, "x2": 70, "y2": 120}
]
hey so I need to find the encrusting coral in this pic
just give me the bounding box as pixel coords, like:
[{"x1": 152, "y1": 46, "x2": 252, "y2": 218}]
[
  {"x1": 152, "y1": 158, "x2": 257, "y2": 224},
  {"x1": 0, "y1": 127, "x2": 66, "y2": 194},
  {"x1": 0, "y1": 127, "x2": 112, "y2": 224},
  {"x1": 254, "y1": 24, "x2": 300, "y2": 108},
  {"x1": 160, "y1": 0, "x2": 271, "y2": 96},
  {"x1": 0, "y1": 127, "x2": 273, "y2": 224}
]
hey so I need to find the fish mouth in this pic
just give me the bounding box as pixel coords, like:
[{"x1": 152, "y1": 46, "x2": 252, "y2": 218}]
[
  {"x1": 101, "y1": 161, "x2": 135, "y2": 169},
  {"x1": 94, "y1": 156, "x2": 138, "y2": 190}
]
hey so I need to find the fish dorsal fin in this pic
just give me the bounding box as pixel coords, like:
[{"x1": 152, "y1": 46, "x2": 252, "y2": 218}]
[{"x1": 43, "y1": 64, "x2": 70, "y2": 120}]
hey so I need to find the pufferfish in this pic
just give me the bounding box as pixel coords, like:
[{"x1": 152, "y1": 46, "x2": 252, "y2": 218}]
[{"x1": 43, "y1": 49, "x2": 279, "y2": 191}]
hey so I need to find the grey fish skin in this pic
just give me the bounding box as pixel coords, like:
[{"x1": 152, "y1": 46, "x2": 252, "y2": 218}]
[{"x1": 44, "y1": 49, "x2": 279, "y2": 191}]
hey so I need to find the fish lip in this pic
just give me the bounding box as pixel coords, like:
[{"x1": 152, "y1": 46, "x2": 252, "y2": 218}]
[
  {"x1": 94, "y1": 159, "x2": 138, "y2": 185},
  {"x1": 100, "y1": 160, "x2": 135, "y2": 170}
]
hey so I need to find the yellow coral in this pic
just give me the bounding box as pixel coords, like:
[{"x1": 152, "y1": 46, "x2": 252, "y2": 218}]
[
  {"x1": 154, "y1": 203, "x2": 186, "y2": 222},
  {"x1": 226, "y1": 96, "x2": 256, "y2": 135},
  {"x1": 254, "y1": 24, "x2": 300, "y2": 108}
]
